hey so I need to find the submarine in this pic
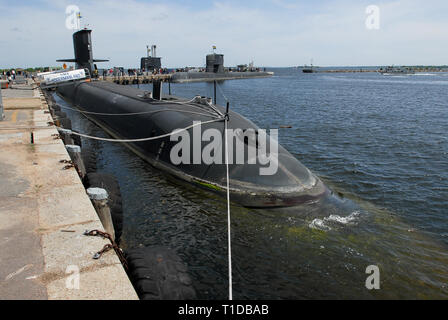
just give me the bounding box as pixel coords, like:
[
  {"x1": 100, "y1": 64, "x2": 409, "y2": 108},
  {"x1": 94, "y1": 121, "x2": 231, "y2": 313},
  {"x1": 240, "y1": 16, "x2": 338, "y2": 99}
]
[{"x1": 55, "y1": 29, "x2": 327, "y2": 207}]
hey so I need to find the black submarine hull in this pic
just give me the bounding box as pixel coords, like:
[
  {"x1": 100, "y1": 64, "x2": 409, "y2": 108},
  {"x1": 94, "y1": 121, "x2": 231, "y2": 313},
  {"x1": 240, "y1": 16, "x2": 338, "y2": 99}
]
[{"x1": 57, "y1": 81, "x2": 327, "y2": 207}]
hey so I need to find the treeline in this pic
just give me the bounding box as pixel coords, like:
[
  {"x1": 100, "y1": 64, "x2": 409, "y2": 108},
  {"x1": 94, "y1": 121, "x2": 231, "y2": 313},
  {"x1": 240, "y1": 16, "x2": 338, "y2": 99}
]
[{"x1": 0, "y1": 67, "x2": 63, "y2": 73}]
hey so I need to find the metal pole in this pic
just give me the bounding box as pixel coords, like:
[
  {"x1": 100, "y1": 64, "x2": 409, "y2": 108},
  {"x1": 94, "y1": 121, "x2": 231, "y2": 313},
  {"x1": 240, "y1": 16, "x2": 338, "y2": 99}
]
[
  {"x1": 168, "y1": 79, "x2": 171, "y2": 95},
  {"x1": 214, "y1": 80, "x2": 217, "y2": 105},
  {"x1": 0, "y1": 86, "x2": 4, "y2": 121}
]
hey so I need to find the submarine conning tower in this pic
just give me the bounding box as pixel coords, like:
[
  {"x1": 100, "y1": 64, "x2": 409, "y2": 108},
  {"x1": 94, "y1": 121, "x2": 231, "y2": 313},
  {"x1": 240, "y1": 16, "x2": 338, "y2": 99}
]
[
  {"x1": 206, "y1": 53, "x2": 224, "y2": 73},
  {"x1": 73, "y1": 29, "x2": 94, "y2": 72},
  {"x1": 57, "y1": 29, "x2": 108, "y2": 75},
  {"x1": 141, "y1": 44, "x2": 162, "y2": 72}
]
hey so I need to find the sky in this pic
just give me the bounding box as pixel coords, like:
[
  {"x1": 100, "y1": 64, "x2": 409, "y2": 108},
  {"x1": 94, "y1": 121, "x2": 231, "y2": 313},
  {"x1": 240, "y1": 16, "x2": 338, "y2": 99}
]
[{"x1": 0, "y1": 0, "x2": 447, "y2": 68}]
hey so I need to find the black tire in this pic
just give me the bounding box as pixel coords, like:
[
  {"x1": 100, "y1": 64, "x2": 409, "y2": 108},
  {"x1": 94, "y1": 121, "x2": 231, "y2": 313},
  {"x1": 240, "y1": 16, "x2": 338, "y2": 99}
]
[
  {"x1": 125, "y1": 246, "x2": 196, "y2": 300},
  {"x1": 72, "y1": 134, "x2": 82, "y2": 147},
  {"x1": 59, "y1": 117, "x2": 72, "y2": 130},
  {"x1": 81, "y1": 147, "x2": 97, "y2": 174},
  {"x1": 55, "y1": 110, "x2": 67, "y2": 118},
  {"x1": 85, "y1": 172, "x2": 123, "y2": 242}
]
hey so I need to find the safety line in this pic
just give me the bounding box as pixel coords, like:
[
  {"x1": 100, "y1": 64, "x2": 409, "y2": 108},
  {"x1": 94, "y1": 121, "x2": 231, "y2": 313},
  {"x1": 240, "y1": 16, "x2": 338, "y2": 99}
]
[
  {"x1": 224, "y1": 112, "x2": 233, "y2": 300},
  {"x1": 57, "y1": 104, "x2": 220, "y2": 118},
  {"x1": 56, "y1": 118, "x2": 224, "y2": 143}
]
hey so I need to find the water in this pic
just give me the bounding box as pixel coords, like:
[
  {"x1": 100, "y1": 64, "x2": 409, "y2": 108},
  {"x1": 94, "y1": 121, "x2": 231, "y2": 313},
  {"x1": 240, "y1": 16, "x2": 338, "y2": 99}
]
[{"x1": 54, "y1": 68, "x2": 448, "y2": 299}]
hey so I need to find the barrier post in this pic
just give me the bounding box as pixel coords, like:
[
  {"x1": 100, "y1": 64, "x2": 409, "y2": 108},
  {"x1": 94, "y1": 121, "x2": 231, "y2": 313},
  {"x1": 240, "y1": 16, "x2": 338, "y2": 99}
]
[
  {"x1": 87, "y1": 187, "x2": 115, "y2": 241},
  {"x1": 0, "y1": 86, "x2": 4, "y2": 121}
]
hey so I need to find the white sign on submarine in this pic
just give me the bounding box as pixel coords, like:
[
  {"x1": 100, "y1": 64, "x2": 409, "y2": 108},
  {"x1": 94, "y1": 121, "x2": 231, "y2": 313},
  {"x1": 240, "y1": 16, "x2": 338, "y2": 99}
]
[{"x1": 41, "y1": 69, "x2": 87, "y2": 84}]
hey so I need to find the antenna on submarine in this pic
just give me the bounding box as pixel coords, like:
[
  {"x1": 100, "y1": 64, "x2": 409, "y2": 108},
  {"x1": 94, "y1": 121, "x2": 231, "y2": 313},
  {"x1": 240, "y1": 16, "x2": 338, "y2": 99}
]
[{"x1": 76, "y1": 11, "x2": 82, "y2": 31}]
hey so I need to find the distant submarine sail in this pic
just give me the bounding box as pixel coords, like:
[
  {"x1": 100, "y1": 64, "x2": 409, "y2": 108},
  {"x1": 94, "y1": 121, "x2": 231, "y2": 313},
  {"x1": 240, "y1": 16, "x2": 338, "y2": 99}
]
[{"x1": 55, "y1": 29, "x2": 328, "y2": 207}]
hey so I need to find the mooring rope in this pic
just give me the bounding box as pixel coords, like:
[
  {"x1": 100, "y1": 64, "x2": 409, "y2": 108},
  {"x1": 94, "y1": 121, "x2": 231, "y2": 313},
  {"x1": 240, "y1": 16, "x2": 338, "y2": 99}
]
[
  {"x1": 224, "y1": 113, "x2": 233, "y2": 300},
  {"x1": 56, "y1": 117, "x2": 224, "y2": 143},
  {"x1": 211, "y1": 81, "x2": 233, "y2": 300},
  {"x1": 206, "y1": 100, "x2": 225, "y2": 118},
  {"x1": 148, "y1": 96, "x2": 222, "y2": 117},
  {"x1": 216, "y1": 81, "x2": 230, "y2": 104},
  {"x1": 57, "y1": 104, "x2": 220, "y2": 119}
]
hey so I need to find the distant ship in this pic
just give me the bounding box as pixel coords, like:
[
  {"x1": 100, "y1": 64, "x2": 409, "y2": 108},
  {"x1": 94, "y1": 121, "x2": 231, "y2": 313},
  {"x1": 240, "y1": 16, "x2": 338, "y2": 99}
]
[
  {"x1": 302, "y1": 65, "x2": 315, "y2": 73},
  {"x1": 302, "y1": 59, "x2": 317, "y2": 73},
  {"x1": 378, "y1": 66, "x2": 415, "y2": 75}
]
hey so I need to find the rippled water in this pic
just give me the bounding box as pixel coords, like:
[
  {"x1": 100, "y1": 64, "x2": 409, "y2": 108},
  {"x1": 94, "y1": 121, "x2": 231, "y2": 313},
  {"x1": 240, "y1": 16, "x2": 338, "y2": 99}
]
[{"x1": 55, "y1": 68, "x2": 448, "y2": 299}]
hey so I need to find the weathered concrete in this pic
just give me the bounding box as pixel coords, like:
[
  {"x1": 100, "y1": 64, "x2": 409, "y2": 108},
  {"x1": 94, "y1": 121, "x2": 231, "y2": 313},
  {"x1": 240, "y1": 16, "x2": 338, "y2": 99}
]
[{"x1": 0, "y1": 84, "x2": 137, "y2": 300}]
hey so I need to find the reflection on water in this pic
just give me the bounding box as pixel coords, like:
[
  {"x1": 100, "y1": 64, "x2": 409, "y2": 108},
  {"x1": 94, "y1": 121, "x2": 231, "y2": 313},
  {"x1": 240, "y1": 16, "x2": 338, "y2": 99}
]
[{"x1": 53, "y1": 69, "x2": 448, "y2": 299}]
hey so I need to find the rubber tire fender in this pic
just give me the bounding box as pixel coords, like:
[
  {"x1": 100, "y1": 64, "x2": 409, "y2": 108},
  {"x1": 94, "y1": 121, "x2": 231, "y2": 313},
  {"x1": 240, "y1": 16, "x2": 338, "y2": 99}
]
[
  {"x1": 80, "y1": 147, "x2": 97, "y2": 174},
  {"x1": 58, "y1": 117, "x2": 72, "y2": 130},
  {"x1": 125, "y1": 246, "x2": 197, "y2": 300}
]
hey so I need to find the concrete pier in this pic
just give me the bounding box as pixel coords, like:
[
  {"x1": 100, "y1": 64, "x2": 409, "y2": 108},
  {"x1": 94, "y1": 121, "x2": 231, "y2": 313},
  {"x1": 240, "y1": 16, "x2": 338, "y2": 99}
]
[{"x1": 0, "y1": 81, "x2": 137, "y2": 299}]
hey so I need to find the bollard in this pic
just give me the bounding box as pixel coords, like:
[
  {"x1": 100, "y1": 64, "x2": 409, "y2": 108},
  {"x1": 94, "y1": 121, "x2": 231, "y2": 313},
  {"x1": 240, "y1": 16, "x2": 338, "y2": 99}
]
[
  {"x1": 58, "y1": 128, "x2": 74, "y2": 145},
  {"x1": 86, "y1": 187, "x2": 116, "y2": 241},
  {"x1": 153, "y1": 79, "x2": 162, "y2": 100},
  {"x1": 65, "y1": 144, "x2": 86, "y2": 179}
]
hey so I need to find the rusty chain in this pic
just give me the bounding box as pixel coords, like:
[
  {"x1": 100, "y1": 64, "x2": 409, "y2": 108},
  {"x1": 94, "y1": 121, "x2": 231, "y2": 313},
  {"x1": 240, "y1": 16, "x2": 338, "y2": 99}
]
[{"x1": 83, "y1": 229, "x2": 128, "y2": 270}]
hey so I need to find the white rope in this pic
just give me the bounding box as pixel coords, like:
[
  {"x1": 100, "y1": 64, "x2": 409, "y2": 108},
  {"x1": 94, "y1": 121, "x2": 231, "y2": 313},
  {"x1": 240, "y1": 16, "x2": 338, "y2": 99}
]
[
  {"x1": 224, "y1": 115, "x2": 233, "y2": 300},
  {"x1": 206, "y1": 100, "x2": 225, "y2": 117},
  {"x1": 152, "y1": 95, "x2": 197, "y2": 104},
  {"x1": 56, "y1": 118, "x2": 223, "y2": 143},
  {"x1": 56, "y1": 93, "x2": 220, "y2": 117},
  {"x1": 57, "y1": 104, "x2": 220, "y2": 118},
  {"x1": 216, "y1": 82, "x2": 230, "y2": 103},
  {"x1": 152, "y1": 96, "x2": 221, "y2": 117}
]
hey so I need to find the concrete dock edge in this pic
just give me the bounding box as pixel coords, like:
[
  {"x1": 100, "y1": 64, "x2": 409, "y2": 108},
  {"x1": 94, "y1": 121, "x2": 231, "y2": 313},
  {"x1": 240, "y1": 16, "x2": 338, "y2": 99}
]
[{"x1": 0, "y1": 83, "x2": 138, "y2": 300}]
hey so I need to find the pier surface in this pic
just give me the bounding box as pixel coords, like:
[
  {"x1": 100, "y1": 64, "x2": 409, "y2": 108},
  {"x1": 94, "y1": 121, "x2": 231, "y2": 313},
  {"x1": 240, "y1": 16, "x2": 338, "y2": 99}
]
[{"x1": 0, "y1": 82, "x2": 137, "y2": 299}]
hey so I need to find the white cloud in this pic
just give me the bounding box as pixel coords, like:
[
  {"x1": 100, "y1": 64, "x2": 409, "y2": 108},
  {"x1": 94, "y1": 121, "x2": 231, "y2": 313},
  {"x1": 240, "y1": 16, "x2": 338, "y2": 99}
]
[{"x1": 0, "y1": 0, "x2": 447, "y2": 68}]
